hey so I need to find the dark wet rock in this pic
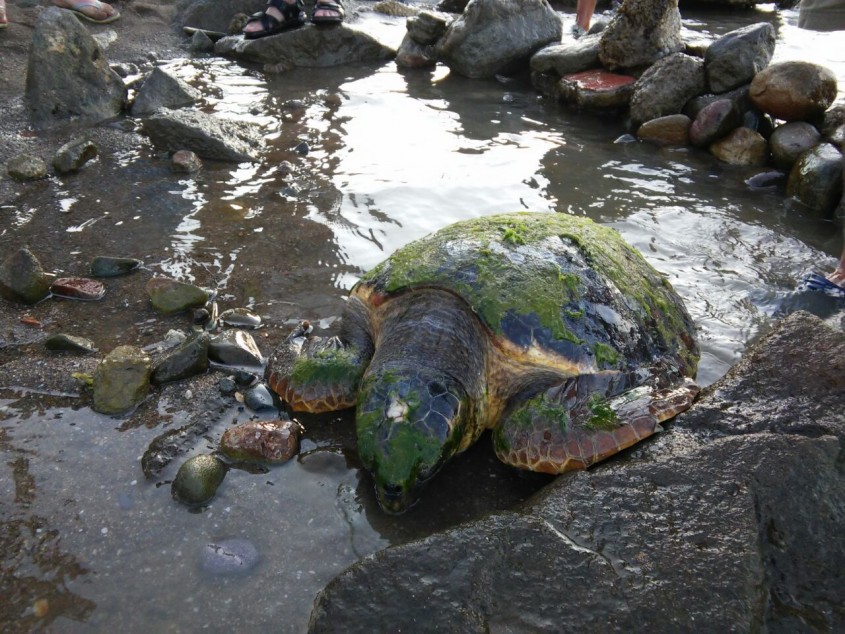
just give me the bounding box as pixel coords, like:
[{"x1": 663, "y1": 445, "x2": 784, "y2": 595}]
[
  {"x1": 745, "y1": 170, "x2": 787, "y2": 191},
  {"x1": 769, "y1": 121, "x2": 822, "y2": 169},
  {"x1": 50, "y1": 277, "x2": 106, "y2": 301},
  {"x1": 436, "y1": 0, "x2": 468, "y2": 12},
  {"x1": 689, "y1": 98, "x2": 743, "y2": 148},
  {"x1": 704, "y1": 22, "x2": 776, "y2": 94},
  {"x1": 215, "y1": 24, "x2": 395, "y2": 68},
  {"x1": 179, "y1": 0, "x2": 265, "y2": 34},
  {"x1": 308, "y1": 312, "x2": 845, "y2": 634},
  {"x1": 742, "y1": 108, "x2": 775, "y2": 139},
  {"x1": 373, "y1": 0, "x2": 419, "y2": 17},
  {"x1": 294, "y1": 142, "x2": 309, "y2": 156},
  {"x1": 218, "y1": 375, "x2": 237, "y2": 396},
  {"x1": 395, "y1": 35, "x2": 437, "y2": 69},
  {"x1": 25, "y1": 8, "x2": 127, "y2": 128},
  {"x1": 7, "y1": 154, "x2": 48, "y2": 181},
  {"x1": 209, "y1": 330, "x2": 263, "y2": 367},
  {"x1": 786, "y1": 142, "x2": 844, "y2": 218},
  {"x1": 434, "y1": 0, "x2": 562, "y2": 79},
  {"x1": 219, "y1": 419, "x2": 303, "y2": 463},
  {"x1": 749, "y1": 61, "x2": 838, "y2": 122},
  {"x1": 90, "y1": 256, "x2": 143, "y2": 277},
  {"x1": 143, "y1": 109, "x2": 261, "y2": 162},
  {"x1": 529, "y1": 35, "x2": 601, "y2": 79},
  {"x1": 709, "y1": 127, "x2": 769, "y2": 166},
  {"x1": 93, "y1": 345, "x2": 152, "y2": 415},
  {"x1": 821, "y1": 104, "x2": 845, "y2": 138},
  {"x1": 131, "y1": 67, "x2": 202, "y2": 117},
  {"x1": 233, "y1": 370, "x2": 259, "y2": 387},
  {"x1": 406, "y1": 10, "x2": 450, "y2": 45},
  {"x1": 152, "y1": 332, "x2": 210, "y2": 385},
  {"x1": 629, "y1": 53, "x2": 706, "y2": 127},
  {"x1": 636, "y1": 113, "x2": 691, "y2": 146},
  {"x1": 52, "y1": 138, "x2": 98, "y2": 175},
  {"x1": 193, "y1": 307, "x2": 212, "y2": 325},
  {"x1": 111, "y1": 62, "x2": 140, "y2": 78},
  {"x1": 0, "y1": 247, "x2": 51, "y2": 305},
  {"x1": 556, "y1": 70, "x2": 635, "y2": 110},
  {"x1": 171, "y1": 454, "x2": 226, "y2": 506},
  {"x1": 597, "y1": 0, "x2": 683, "y2": 71},
  {"x1": 201, "y1": 538, "x2": 261, "y2": 575},
  {"x1": 219, "y1": 307, "x2": 261, "y2": 328},
  {"x1": 243, "y1": 383, "x2": 276, "y2": 412},
  {"x1": 171, "y1": 149, "x2": 203, "y2": 173},
  {"x1": 44, "y1": 333, "x2": 97, "y2": 354},
  {"x1": 146, "y1": 276, "x2": 210, "y2": 314},
  {"x1": 189, "y1": 29, "x2": 215, "y2": 53},
  {"x1": 682, "y1": 85, "x2": 750, "y2": 121}
]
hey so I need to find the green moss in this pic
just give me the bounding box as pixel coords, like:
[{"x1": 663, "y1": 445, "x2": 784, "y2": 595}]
[
  {"x1": 593, "y1": 342, "x2": 619, "y2": 369},
  {"x1": 289, "y1": 346, "x2": 364, "y2": 389},
  {"x1": 357, "y1": 212, "x2": 699, "y2": 374},
  {"x1": 585, "y1": 394, "x2": 618, "y2": 431},
  {"x1": 508, "y1": 393, "x2": 569, "y2": 434},
  {"x1": 565, "y1": 308, "x2": 584, "y2": 319}
]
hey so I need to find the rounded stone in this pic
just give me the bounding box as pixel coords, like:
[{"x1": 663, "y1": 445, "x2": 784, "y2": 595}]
[
  {"x1": 786, "y1": 142, "x2": 844, "y2": 218},
  {"x1": 769, "y1": 122, "x2": 822, "y2": 169},
  {"x1": 45, "y1": 333, "x2": 97, "y2": 353},
  {"x1": 171, "y1": 454, "x2": 227, "y2": 506},
  {"x1": 7, "y1": 154, "x2": 48, "y2": 181},
  {"x1": 201, "y1": 538, "x2": 260, "y2": 575},
  {"x1": 689, "y1": 99, "x2": 742, "y2": 148},
  {"x1": 749, "y1": 61, "x2": 838, "y2": 122},
  {"x1": 0, "y1": 247, "x2": 51, "y2": 304},
  {"x1": 90, "y1": 256, "x2": 143, "y2": 277},
  {"x1": 171, "y1": 150, "x2": 202, "y2": 173},
  {"x1": 709, "y1": 127, "x2": 769, "y2": 166},
  {"x1": 93, "y1": 345, "x2": 152, "y2": 415},
  {"x1": 637, "y1": 114, "x2": 691, "y2": 146},
  {"x1": 219, "y1": 419, "x2": 303, "y2": 464},
  {"x1": 146, "y1": 277, "x2": 209, "y2": 315}
]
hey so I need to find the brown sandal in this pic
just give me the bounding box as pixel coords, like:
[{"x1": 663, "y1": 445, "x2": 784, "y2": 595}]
[{"x1": 311, "y1": 0, "x2": 344, "y2": 24}]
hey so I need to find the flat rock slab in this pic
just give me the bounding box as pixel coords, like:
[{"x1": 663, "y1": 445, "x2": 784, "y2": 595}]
[
  {"x1": 308, "y1": 312, "x2": 845, "y2": 632},
  {"x1": 215, "y1": 24, "x2": 395, "y2": 68},
  {"x1": 142, "y1": 109, "x2": 262, "y2": 162}
]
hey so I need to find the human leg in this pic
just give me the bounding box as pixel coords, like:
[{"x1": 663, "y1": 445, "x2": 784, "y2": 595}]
[
  {"x1": 575, "y1": 0, "x2": 597, "y2": 33},
  {"x1": 0, "y1": 0, "x2": 8, "y2": 28}
]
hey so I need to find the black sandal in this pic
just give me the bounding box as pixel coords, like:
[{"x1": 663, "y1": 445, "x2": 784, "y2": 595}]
[
  {"x1": 243, "y1": 0, "x2": 305, "y2": 40},
  {"x1": 311, "y1": 0, "x2": 344, "y2": 24}
]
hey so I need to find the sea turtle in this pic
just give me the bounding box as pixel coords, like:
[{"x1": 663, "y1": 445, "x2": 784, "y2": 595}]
[{"x1": 266, "y1": 212, "x2": 699, "y2": 513}]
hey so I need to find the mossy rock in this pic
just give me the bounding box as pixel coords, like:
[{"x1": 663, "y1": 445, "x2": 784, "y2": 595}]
[{"x1": 171, "y1": 454, "x2": 227, "y2": 506}]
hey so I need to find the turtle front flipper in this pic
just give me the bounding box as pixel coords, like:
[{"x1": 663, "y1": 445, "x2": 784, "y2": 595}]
[
  {"x1": 265, "y1": 300, "x2": 374, "y2": 413},
  {"x1": 493, "y1": 374, "x2": 699, "y2": 474}
]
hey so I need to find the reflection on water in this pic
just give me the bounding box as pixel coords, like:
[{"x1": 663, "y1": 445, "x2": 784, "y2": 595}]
[{"x1": 2, "y1": 5, "x2": 845, "y2": 632}]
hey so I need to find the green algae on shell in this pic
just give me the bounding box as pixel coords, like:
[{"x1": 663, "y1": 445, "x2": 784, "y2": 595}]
[
  {"x1": 171, "y1": 454, "x2": 227, "y2": 506},
  {"x1": 356, "y1": 212, "x2": 699, "y2": 376}
]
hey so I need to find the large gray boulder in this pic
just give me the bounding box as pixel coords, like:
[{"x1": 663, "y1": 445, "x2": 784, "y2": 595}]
[
  {"x1": 308, "y1": 311, "x2": 845, "y2": 632},
  {"x1": 435, "y1": 0, "x2": 562, "y2": 79},
  {"x1": 131, "y1": 67, "x2": 202, "y2": 117},
  {"x1": 142, "y1": 109, "x2": 262, "y2": 162},
  {"x1": 598, "y1": 0, "x2": 683, "y2": 71},
  {"x1": 178, "y1": 0, "x2": 265, "y2": 34},
  {"x1": 704, "y1": 22, "x2": 776, "y2": 94},
  {"x1": 529, "y1": 34, "x2": 601, "y2": 78},
  {"x1": 25, "y1": 8, "x2": 127, "y2": 128},
  {"x1": 629, "y1": 53, "x2": 706, "y2": 127},
  {"x1": 215, "y1": 24, "x2": 395, "y2": 68}
]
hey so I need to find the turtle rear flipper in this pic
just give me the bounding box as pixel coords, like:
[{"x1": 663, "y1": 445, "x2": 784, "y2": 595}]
[{"x1": 493, "y1": 376, "x2": 699, "y2": 474}]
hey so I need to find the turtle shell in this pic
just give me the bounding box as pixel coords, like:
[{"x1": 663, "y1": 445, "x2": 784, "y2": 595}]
[{"x1": 353, "y1": 212, "x2": 698, "y2": 377}]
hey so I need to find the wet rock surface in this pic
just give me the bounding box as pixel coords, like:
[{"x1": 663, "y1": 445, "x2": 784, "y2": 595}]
[
  {"x1": 0, "y1": 247, "x2": 51, "y2": 305},
  {"x1": 749, "y1": 60, "x2": 838, "y2": 122},
  {"x1": 6, "y1": 154, "x2": 48, "y2": 181},
  {"x1": 308, "y1": 312, "x2": 845, "y2": 632},
  {"x1": 146, "y1": 277, "x2": 210, "y2": 315},
  {"x1": 630, "y1": 53, "x2": 706, "y2": 127},
  {"x1": 201, "y1": 538, "x2": 261, "y2": 575},
  {"x1": 93, "y1": 345, "x2": 152, "y2": 415},
  {"x1": 152, "y1": 332, "x2": 210, "y2": 385},
  {"x1": 219, "y1": 419, "x2": 303, "y2": 464},
  {"x1": 171, "y1": 454, "x2": 227, "y2": 506},
  {"x1": 598, "y1": 0, "x2": 683, "y2": 71},
  {"x1": 142, "y1": 109, "x2": 262, "y2": 162},
  {"x1": 52, "y1": 138, "x2": 99, "y2": 175},
  {"x1": 704, "y1": 22, "x2": 776, "y2": 94},
  {"x1": 130, "y1": 67, "x2": 202, "y2": 117}
]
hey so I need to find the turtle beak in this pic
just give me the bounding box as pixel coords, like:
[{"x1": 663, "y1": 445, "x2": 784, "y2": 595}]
[{"x1": 374, "y1": 481, "x2": 417, "y2": 515}]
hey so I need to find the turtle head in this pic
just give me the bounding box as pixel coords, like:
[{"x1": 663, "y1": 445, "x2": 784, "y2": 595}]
[{"x1": 355, "y1": 367, "x2": 469, "y2": 514}]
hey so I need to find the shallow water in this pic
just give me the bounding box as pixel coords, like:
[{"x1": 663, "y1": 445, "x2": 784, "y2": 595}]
[{"x1": 1, "y1": 5, "x2": 845, "y2": 632}]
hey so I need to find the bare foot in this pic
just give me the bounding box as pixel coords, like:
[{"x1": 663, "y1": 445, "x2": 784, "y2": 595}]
[
  {"x1": 52, "y1": 0, "x2": 120, "y2": 24},
  {"x1": 0, "y1": 0, "x2": 8, "y2": 27},
  {"x1": 827, "y1": 267, "x2": 845, "y2": 288}
]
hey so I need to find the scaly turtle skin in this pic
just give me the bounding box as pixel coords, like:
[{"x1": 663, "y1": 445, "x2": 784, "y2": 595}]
[{"x1": 266, "y1": 212, "x2": 699, "y2": 513}]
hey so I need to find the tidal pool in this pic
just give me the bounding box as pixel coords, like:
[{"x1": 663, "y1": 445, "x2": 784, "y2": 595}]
[{"x1": 1, "y1": 5, "x2": 844, "y2": 632}]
